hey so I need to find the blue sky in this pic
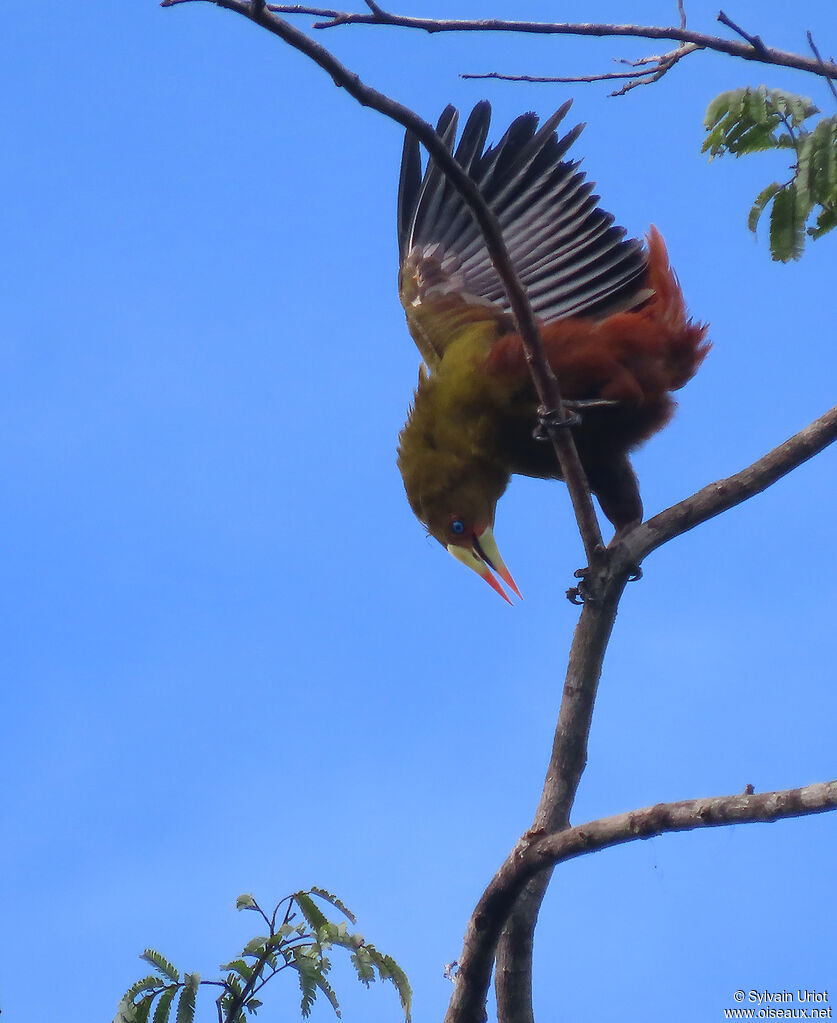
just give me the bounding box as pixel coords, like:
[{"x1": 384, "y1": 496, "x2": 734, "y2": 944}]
[{"x1": 1, "y1": 2, "x2": 835, "y2": 1021}]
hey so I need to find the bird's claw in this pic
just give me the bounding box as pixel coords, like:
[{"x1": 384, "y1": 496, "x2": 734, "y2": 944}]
[
  {"x1": 567, "y1": 550, "x2": 641, "y2": 604},
  {"x1": 533, "y1": 399, "x2": 621, "y2": 441},
  {"x1": 564, "y1": 398, "x2": 621, "y2": 411},
  {"x1": 533, "y1": 405, "x2": 581, "y2": 441},
  {"x1": 567, "y1": 564, "x2": 592, "y2": 604}
]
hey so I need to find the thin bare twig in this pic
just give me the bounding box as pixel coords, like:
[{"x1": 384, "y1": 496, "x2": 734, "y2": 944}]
[
  {"x1": 463, "y1": 43, "x2": 701, "y2": 97},
  {"x1": 448, "y1": 781, "x2": 837, "y2": 1023},
  {"x1": 261, "y1": 5, "x2": 837, "y2": 83},
  {"x1": 807, "y1": 30, "x2": 837, "y2": 104},
  {"x1": 717, "y1": 10, "x2": 767, "y2": 54}
]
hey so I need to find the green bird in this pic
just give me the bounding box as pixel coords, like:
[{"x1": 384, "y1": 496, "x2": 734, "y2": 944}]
[{"x1": 396, "y1": 102, "x2": 709, "y2": 601}]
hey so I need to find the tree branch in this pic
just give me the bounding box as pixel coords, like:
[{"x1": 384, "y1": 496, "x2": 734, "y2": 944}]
[
  {"x1": 623, "y1": 403, "x2": 837, "y2": 567},
  {"x1": 461, "y1": 44, "x2": 702, "y2": 97},
  {"x1": 160, "y1": 0, "x2": 604, "y2": 562},
  {"x1": 447, "y1": 780, "x2": 837, "y2": 1023},
  {"x1": 158, "y1": 10, "x2": 837, "y2": 1023},
  {"x1": 486, "y1": 406, "x2": 837, "y2": 1022},
  {"x1": 262, "y1": 6, "x2": 837, "y2": 84},
  {"x1": 493, "y1": 558, "x2": 629, "y2": 1023}
]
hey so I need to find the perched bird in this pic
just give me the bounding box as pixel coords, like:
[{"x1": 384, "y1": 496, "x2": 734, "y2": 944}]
[{"x1": 396, "y1": 102, "x2": 709, "y2": 602}]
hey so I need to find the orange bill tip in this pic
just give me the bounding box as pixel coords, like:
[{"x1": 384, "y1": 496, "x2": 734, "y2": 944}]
[
  {"x1": 478, "y1": 564, "x2": 514, "y2": 605},
  {"x1": 474, "y1": 526, "x2": 523, "y2": 600},
  {"x1": 447, "y1": 532, "x2": 520, "y2": 604},
  {"x1": 496, "y1": 563, "x2": 523, "y2": 601}
]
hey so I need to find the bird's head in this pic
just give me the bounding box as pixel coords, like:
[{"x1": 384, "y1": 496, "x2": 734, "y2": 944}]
[{"x1": 397, "y1": 441, "x2": 521, "y2": 603}]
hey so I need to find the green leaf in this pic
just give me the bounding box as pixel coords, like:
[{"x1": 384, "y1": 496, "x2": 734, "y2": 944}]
[
  {"x1": 236, "y1": 894, "x2": 258, "y2": 911},
  {"x1": 794, "y1": 136, "x2": 816, "y2": 227},
  {"x1": 769, "y1": 184, "x2": 805, "y2": 261},
  {"x1": 291, "y1": 948, "x2": 322, "y2": 1018},
  {"x1": 309, "y1": 888, "x2": 357, "y2": 924},
  {"x1": 748, "y1": 181, "x2": 782, "y2": 233},
  {"x1": 743, "y1": 86, "x2": 770, "y2": 126},
  {"x1": 313, "y1": 970, "x2": 341, "y2": 1017},
  {"x1": 115, "y1": 998, "x2": 140, "y2": 1023},
  {"x1": 704, "y1": 88, "x2": 836, "y2": 257},
  {"x1": 141, "y1": 950, "x2": 181, "y2": 984},
  {"x1": 293, "y1": 892, "x2": 329, "y2": 935},
  {"x1": 133, "y1": 994, "x2": 155, "y2": 1023},
  {"x1": 242, "y1": 937, "x2": 269, "y2": 956},
  {"x1": 316, "y1": 920, "x2": 355, "y2": 949},
  {"x1": 805, "y1": 117, "x2": 837, "y2": 206},
  {"x1": 810, "y1": 203, "x2": 837, "y2": 240},
  {"x1": 783, "y1": 90, "x2": 819, "y2": 126},
  {"x1": 702, "y1": 86, "x2": 818, "y2": 159},
  {"x1": 124, "y1": 976, "x2": 167, "y2": 1002},
  {"x1": 379, "y1": 954, "x2": 413, "y2": 1022},
  {"x1": 703, "y1": 89, "x2": 736, "y2": 130},
  {"x1": 220, "y1": 990, "x2": 246, "y2": 1019},
  {"x1": 152, "y1": 987, "x2": 178, "y2": 1023},
  {"x1": 220, "y1": 959, "x2": 254, "y2": 981},
  {"x1": 225, "y1": 974, "x2": 244, "y2": 1000},
  {"x1": 267, "y1": 922, "x2": 296, "y2": 946},
  {"x1": 175, "y1": 973, "x2": 199, "y2": 1023},
  {"x1": 350, "y1": 946, "x2": 376, "y2": 986}
]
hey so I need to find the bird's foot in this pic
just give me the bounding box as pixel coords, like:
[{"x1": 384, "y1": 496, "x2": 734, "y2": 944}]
[
  {"x1": 567, "y1": 564, "x2": 598, "y2": 604},
  {"x1": 564, "y1": 398, "x2": 621, "y2": 411},
  {"x1": 567, "y1": 537, "x2": 643, "y2": 603},
  {"x1": 566, "y1": 544, "x2": 608, "y2": 604},
  {"x1": 533, "y1": 400, "x2": 620, "y2": 441},
  {"x1": 533, "y1": 404, "x2": 581, "y2": 440}
]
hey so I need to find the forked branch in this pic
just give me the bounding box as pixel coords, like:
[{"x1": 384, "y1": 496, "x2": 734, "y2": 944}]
[
  {"x1": 159, "y1": 7, "x2": 837, "y2": 1023},
  {"x1": 446, "y1": 781, "x2": 837, "y2": 1023}
]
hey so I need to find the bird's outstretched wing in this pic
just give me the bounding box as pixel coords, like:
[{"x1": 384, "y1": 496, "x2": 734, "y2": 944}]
[{"x1": 397, "y1": 102, "x2": 652, "y2": 371}]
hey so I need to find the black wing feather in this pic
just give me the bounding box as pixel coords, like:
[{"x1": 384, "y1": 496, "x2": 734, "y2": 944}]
[{"x1": 398, "y1": 101, "x2": 650, "y2": 324}]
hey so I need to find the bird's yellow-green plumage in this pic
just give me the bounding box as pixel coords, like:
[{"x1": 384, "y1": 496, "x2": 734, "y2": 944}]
[{"x1": 396, "y1": 320, "x2": 517, "y2": 546}]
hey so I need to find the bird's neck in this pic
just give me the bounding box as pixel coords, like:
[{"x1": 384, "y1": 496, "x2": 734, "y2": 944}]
[{"x1": 424, "y1": 326, "x2": 516, "y2": 455}]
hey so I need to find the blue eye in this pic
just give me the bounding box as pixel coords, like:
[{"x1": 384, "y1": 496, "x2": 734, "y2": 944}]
[{"x1": 451, "y1": 519, "x2": 466, "y2": 535}]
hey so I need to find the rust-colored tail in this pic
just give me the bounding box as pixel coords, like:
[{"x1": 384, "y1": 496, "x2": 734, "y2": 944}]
[
  {"x1": 532, "y1": 227, "x2": 709, "y2": 405},
  {"x1": 639, "y1": 226, "x2": 710, "y2": 391},
  {"x1": 486, "y1": 226, "x2": 708, "y2": 403}
]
